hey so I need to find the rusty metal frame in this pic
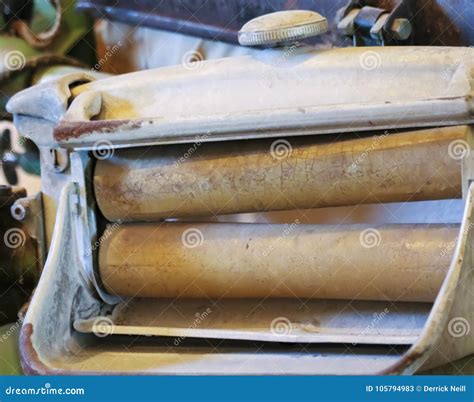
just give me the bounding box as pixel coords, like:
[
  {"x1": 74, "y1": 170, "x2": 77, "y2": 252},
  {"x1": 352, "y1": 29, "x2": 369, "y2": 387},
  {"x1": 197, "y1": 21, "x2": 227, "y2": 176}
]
[
  {"x1": 6, "y1": 46, "x2": 473, "y2": 374},
  {"x1": 17, "y1": 158, "x2": 474, "y2": 374},
  {"x1": 8, "y1": 47, "x2": 474, "y2": 152}
]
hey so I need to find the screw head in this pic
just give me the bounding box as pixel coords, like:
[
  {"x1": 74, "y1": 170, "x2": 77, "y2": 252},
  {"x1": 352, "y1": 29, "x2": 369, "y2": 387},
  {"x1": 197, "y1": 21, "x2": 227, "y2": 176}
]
[
  {"x1": 238, "y1": 10, "x2": 328, "y2": 47},
  {"x1": 11, "y1": 203, "x2": 26, "y2": 221}
]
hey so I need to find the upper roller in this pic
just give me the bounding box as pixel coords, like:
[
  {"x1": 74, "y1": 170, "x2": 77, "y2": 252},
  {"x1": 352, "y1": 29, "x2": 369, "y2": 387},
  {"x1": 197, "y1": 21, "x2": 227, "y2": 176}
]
[{"x1": 94, "y1": 126, "x2": 466, "y2": 222}]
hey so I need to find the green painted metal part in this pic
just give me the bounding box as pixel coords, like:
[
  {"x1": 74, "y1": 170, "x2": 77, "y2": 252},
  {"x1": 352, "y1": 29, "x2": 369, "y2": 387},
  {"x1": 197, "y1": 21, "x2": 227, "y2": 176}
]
[
  {"x1": 0, "y1": 323, "x2": 22, "y2": 375},
  {"x1": 0, "y1": 0, "x2": 95, "y2": 117},
  {"x1": 0, "y1": 0, "x2": 94, "y2": 182}
]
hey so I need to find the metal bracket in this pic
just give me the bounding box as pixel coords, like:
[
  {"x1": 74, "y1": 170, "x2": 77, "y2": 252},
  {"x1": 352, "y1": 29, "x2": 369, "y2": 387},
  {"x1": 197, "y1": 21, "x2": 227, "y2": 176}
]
[
  {"x1": 11, "y1": 192, "x2": 46, "y2": 267},
  {"x1": 48, "y1": 147, "x2": 69, "y2": 173},
  {"x1": 337, "y1": 0, "x2": 413, "y2": 46},
  {"x1": 69, "y1": 152, "x2": 122, "y2": 305},
  {"x1": 461, "y1": 127, "x2": 474, "y2": 199}
]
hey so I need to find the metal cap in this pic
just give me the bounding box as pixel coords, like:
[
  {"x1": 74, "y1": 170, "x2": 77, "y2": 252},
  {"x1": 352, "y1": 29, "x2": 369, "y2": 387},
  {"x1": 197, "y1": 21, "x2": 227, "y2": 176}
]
[{"x1": 238, "y1": 10, "x2": 328, "y2": 47}]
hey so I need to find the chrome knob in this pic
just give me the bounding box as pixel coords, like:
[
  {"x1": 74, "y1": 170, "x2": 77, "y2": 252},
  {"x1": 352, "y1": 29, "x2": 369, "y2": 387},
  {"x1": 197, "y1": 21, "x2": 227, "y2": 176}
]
[{"x1": 238, "y1": 10, "x2": 328, "y2": 47}]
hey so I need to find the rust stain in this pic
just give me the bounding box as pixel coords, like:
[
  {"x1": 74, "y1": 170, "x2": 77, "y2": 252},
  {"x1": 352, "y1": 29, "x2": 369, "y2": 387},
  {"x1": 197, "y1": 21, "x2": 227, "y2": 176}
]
[
  {"x1": 379, "y1": 349, "x2": 425, "y2": 375},
  {"x1": 19, "y1": 323, "x2": 53, "y2": 375},
  {"x1": 53, "y1": 119, "x2": 142, "y2": 141},
  {"x1": 19, "y1": 323, "x2": 120, "y2": 375}
]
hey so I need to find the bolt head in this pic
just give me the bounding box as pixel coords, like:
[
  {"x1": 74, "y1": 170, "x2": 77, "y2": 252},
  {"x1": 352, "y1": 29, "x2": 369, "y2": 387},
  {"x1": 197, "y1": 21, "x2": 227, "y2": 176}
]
[
  {"x1": 11, "y1": 204, "x2": 26, "y2": 221},
  {"x1": 391, "y1": 18, "x2": 412, "y2": 40}
]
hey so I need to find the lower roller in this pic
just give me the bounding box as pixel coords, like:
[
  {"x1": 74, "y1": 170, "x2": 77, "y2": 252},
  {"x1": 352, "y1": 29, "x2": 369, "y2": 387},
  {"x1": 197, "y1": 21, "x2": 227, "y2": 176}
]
[{"x1": 99, "y1": 223, "x2": 457, "y2": 302}]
